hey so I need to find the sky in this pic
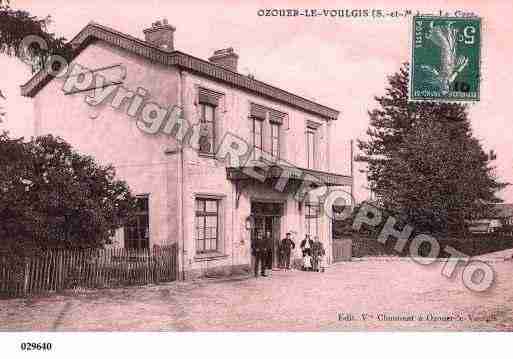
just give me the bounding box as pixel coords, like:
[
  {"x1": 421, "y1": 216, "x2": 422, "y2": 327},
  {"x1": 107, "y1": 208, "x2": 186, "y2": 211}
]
[{"x1": 1, "y1": 0, "x2": 513, "y2": 203}]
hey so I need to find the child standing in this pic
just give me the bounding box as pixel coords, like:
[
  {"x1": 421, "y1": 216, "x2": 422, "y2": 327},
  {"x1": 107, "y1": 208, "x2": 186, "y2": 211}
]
[
  {"x1": 318, "y1": 250, "x2": 326, "y2": 272},
  {"x1": 303, "y1": 253, "x2": 313, "y2": 271}
]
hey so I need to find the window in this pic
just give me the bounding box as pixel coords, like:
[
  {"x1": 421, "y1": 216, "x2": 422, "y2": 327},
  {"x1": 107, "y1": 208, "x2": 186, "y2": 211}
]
[
  {"x1": 125, "y1": 196, "x2": 149, "y2": 250},
  {"x1": 270, "y1": 122, "x2": 280, "y2": 158},
  {"x1": 249, "y1": 103, "x2": 286, "y2": 160},
  {"x1": 305, "y1": 202, "x2": 319, "y2": 238},
  {"x1": 195, "y1": 198, "x2": 220, "y2": 253},
  {"x1": 306, "y1": 127, "x2": 316, "y2": 169},
  {"x1": 199, "y1": 103, "x2": 216, "y2": 154},
  {"x1": 252, "y1": 118, "x2": 264, "y2": 160}
]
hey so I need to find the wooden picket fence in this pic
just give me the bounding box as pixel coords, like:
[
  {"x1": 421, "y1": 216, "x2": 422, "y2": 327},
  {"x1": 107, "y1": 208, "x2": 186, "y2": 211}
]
[{"x1": 0, "y1": 244, "x2": 178, "y2": 298}]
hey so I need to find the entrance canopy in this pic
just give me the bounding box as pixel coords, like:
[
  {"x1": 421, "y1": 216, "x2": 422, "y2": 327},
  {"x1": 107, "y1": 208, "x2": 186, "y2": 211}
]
[
  {"x1": 227, "y1": 165, "x2": 351, "y2": 187},
  {"x1": 226, "y1": 165, "x2": 352, "y2": 207}
]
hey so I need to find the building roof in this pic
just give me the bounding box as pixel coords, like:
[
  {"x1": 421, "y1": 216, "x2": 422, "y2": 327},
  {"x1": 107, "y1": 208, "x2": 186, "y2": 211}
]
[{"x1": 20, "y1": 22, "x2": 340, "y2": 121}]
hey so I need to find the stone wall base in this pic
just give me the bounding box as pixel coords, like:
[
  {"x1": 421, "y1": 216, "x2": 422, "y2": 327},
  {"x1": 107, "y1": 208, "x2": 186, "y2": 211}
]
[{"x1": 182, "y1": 264, "x2": 251, "y2": 281}]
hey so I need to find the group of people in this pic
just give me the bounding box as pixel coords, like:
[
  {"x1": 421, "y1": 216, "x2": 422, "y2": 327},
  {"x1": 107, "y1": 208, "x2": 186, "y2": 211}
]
[
  {"x1": 251, "y1": 231, "x2": 326, "y2": 277},
  {"x1": 299, "y1": 235, "x2": 326, "y2": 272}
]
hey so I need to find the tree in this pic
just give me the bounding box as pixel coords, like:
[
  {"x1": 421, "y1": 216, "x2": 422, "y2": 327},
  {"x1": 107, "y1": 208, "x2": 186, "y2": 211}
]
[
  {"x1": 0, "y1": 4, "x2": 72, "y2": 72},
  {"x1": 0, "y1": 4, "x2": 72, "y2": 120},
  {"x1": 0, "y1": 132, "x2": 138, "y2": 255},
  {"x1": 358, "y1": 64, "x2": 507, "y2": 235}
]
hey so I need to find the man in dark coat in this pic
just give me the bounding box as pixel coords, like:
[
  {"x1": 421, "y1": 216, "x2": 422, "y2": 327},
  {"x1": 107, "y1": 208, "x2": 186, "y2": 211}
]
[
  {"x1": 300, "y1": 235, "x2": 314, "y2": 257},
  {"x1": 264, "y1": 231, "x2": 273, "y2": 272},
  {"x1": 280, "y1": 232, "x2": 295, "y2": 270},
  {"x1": 251, "y1": 232, "x2": 268, "y2": 277}
]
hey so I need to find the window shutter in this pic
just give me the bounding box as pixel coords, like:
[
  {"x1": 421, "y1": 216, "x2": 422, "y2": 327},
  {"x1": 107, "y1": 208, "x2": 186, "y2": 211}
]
[
  {"x1": 250, "y1": 103, "x2": 267, "y2": 120},
  {"x1": 199, "y1": 88, "x2": 222, "y2": 106},
  {"x1": 269, "y1": 109, "x2": 285, "y2": 124},
  {"x1": 250, "y1": 103, "x2": 286, "y2": 123}
]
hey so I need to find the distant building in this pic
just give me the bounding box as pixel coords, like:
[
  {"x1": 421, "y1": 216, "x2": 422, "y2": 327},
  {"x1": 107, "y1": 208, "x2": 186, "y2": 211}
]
[{"x1": 468, "y1": 203, "x2": 513, "y2": 234}]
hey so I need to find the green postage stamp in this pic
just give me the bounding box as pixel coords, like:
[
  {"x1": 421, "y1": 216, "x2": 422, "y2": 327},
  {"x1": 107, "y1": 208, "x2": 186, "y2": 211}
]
[{"x1": 410, "y1": 16, "x2": 481, "y2": 102}]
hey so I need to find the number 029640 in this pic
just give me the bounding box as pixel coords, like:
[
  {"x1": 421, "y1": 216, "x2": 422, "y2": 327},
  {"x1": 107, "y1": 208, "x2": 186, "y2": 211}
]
[{"x1": 20, "y1": 342, "x2": 53, "y2": 351}]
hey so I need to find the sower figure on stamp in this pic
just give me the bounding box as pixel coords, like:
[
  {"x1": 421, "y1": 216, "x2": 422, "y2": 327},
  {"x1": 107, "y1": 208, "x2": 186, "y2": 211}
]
[
  {"x1": 280, "y1": 232, "x2": 295, "y2": 270},
  {"x1": 251, "y1": 231, "x2": 267, "y2": 277}
]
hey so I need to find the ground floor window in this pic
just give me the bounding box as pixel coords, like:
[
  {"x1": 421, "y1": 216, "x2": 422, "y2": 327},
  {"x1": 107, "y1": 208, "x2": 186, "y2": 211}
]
[
  {"x1": 195, "y1": 198, "x2": 220, "y2": 253},
  {"x1": 125, "y1": 196, "x2": 150, "y2": 250},
  {"x1": 305, "y1": 202, "x2": 320, "y2": 238}
]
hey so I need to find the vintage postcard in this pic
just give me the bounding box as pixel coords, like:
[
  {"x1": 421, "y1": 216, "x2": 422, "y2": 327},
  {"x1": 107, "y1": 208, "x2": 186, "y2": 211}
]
[{"x1": 0, "y1": 0, "x2": 512, "y2": 357}]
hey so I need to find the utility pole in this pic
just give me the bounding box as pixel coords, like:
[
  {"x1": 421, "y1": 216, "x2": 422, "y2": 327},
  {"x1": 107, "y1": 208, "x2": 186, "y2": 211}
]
[{"x1": 350, "y1": 139, "x2": 355, "y2": 205}]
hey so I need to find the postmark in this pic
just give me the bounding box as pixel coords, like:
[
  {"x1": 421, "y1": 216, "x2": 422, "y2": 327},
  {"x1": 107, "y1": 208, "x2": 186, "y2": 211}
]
[{"x1": 410, "y1": 16, "x2": 481, "y2": 102}]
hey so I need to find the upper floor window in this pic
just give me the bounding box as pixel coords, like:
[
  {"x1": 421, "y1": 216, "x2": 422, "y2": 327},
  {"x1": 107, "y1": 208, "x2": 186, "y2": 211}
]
[
  {"x1": 125, "y1": 196, "x2": 150, "y2": 250},
  {"x1": 306, "y1": 126, "x2": 317, "y2": 169},
  {"x1": 250, "y1": 103, "x2": 286, "y2": 161},
  {"x1": 270, "y1": 122, "x2": 280, "y2": 158},
  {"x1": 198, "y1": 88, "x2": 223, "y2": 156},
  {"x1": 199, "y1": 102, "x2": 216, "y2": 154},
  {"x1": 252, "y1": 118, "x2": 264, "y2": 160}
]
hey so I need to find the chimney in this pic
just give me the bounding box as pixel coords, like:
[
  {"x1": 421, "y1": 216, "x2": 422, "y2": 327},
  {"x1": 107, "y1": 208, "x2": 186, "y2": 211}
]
[
  {"x1": 208, "y1": 47, "x2": 239, "y2": 72},
  {"x1": 143, "y1": 19, "x2": 175, "y2": 51}
]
